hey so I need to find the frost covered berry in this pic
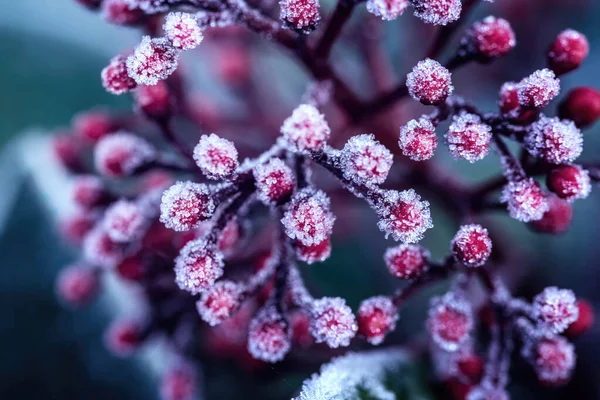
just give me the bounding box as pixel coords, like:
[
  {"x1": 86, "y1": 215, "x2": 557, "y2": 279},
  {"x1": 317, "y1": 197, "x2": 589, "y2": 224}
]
[
  {"x1": 357, "y1": 296, "x2": 398, "y2": 345},
  {"x1": 412, "y1": 0, "x2": 462, "y2": 26},
  {"x1": 95, "y1": 132, "x2": 156, "y2": 177},
  {"x1": 530, "y1": 195, "x2": 572, "y2": 234},
  {"x1": 547, "y1": 164, "x2": 591, "y2": 201},
  {"x1": 253, "y1": 158, "x2": 295, "y2": 204},
  {"x1": 498, "y1": 82, "x2": 519, "y2": 114},
  {"x1": 517, "y1": 69, "x2": 560, "y2": 109},
  {"x1": 160, "y1": 366, "x2": 196, "y2": 400},
  {"x1": 102, "y1": 0, "x2": 143, "y2": 25},
  {"x1": 281, "y1": 104, "x2": 330, "y2": 152},
  {"x1": 566, "y1": 300, "x2": 594, "y2": 338},
  {"x1": 281, "y1": 189, "x2": 335, "y2": 246},
  {"x1": 310, "y1": 297, "x2": 357, "y2": 348},
  {"x1": 547, "y1": 29, "x2": 589, "y2": 76},
  {"x1": 559, "y1": 87, "x2": 600, "y2": 128},
  {"x1": 366, "y1": 0, "x2": 409, "y2": 21},
  {"x1": 427, "y1": 293, "x2": 473, "y2": 351},
  {"x1": 72, "y1": 175, "x2": 109, "y2": 209},
  {"x1": 279, "y1": 0, "x2": 320, "y2": 32},
  {"x1": 525, "y1": 116, "x2": 583, "y2": 165},
  {"x1": 102, "y1": 55, "x2": 137, "y2": 95},
  {"x1": 174, "y1": 240, "x2": 224, "y2": 294},
  {"x1": 83, "y1": 227, "x2": 126, "y2": 268},
  {"x1": 196, "y1": 281, "x2": 243, "y2": 326},
  {"x1": 451, "y1": 224, "x2": 492, "y2": 268},
  {"x1": 385, "y1": 244, "x2": 429, "y2": 279},
  {"x1": 105, "y1": 319, "x2": 142, "y2": 357},
  {"x1": 445, "y1": 113, "x2": 492, "y2": 162},
  {"x1": 135, "y1": 82, "x2": 172, "y2": 120},
  {"x1": 193, "y1": 134, "x2": 239, "y2": 180},
  {"x1": 341, "y1": 134, "x2": 393, "y2": 185},
  {"x1": 296, "y1": 238, "x2": 331, "y2": 264},
  {"x1": 160, "y1": 182, "x2": 215, "y2": 231},
  {"x1": 56, "y1": 264, "x2": 99, "y2": 307},
  {"x1": 164, "y1": 12, "x2": 203, "y2": 50},
  {"x1": 501, "y1": 178, "x2": 549, "y2": 222},
  {"x1": 533, "y1": 287, "x2": 579, "y2": 334},
  {"x1": 103, "y1": 200, "x2": 146, "y2": 243},
  {"x1": 467, "y1": 16, "x2": 516, "y2": 60},
  {"x1": 399, "y1": 117, "x2": 438, "y2": 161},
  {"x1": 73, "y1": 111, "x2": 114, "y2": 143},
  {"x1": 407, "y1": 59, "x2": 453, "y2": 105},
  {"x1": 376, "y1": 189, "x2": 433, "y2": 243},
  {"x1": 127, "y1": 36, "x2": 180, "y2": 86},
  {"x1": 247, "y1": 308, "x2": 291, "y2": 362},
  {"x1": 531, "y1": 336, "x2": 575, "y2": 385}
]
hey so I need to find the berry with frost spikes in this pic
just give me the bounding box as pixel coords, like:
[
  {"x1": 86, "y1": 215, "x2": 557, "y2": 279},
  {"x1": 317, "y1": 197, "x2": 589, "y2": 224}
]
[
  {"x1": 281, "y1": 189, "x2": 336, "y2": 247},
  {"x1": 357, "y1": 296, "x2": 398, "y2": 345},
  {"x1": 253, "y1": 158, "x2": 295, "y2": 205},
  {"x1": 451, "y1": 224, "x2": 492, "y2": 268},
  {"x1": 103, "y1": 200, "x2": 147, "y2": 243},
  {"x1": 160, "y1": 364, "x2": 196, "y2": 400},
  {"x1": 102, "y1": 0, "x2": 144, "y2": 25},
  {"x1": 406, "y1": 59, "x2": 453, "y2": 105},
  {"x1": 525, "y1": 116, "x2": 583, "y2": 165},
  {"x1": 533, "y1": 286, "x2": 579, "y2": 334},
  {"x1": 412, "y1": 0, "x2": 462, "y2": 26},
  {"x1": 559, "y1": 87, "x2": 600, "y2": 128},
  {"x1": 72, "y1": 175, "x2": 108, "y2": 209},
  {"x1": 135, "y1": 82, "x2": 172, "y2": 120},
  {"x1": 399, "y1": 117, "x2": 438, "y2": 161},
  {"x1": 164, "y1": 12, "x2": 203, "y2": 51},
  {"x1": 116, "y1": 255, "x2": 145, "y2": 281},
  {"x1": 427, "y1": 292, "x2": 473, "y2": 352},
  {"x1": 466, "y1": 16, "x2": 516, "y2": 60},
  {"x1": 466, "y1": 384, "x2": 509, "y2": 400},
  {"x1": 376, "y1": 189, "x2": 433, "y2": 243},
  {"x1": 310, "y1": 297, "x2": 357, "y2": 348},
  {"x1": 547, "y1": 164, "x2": 591, "y2": 201},
  {"x1": 279, "y1": 0, "x2": 320, "y2": 33},
  {"x1": 102, "y1": 55, "x2": 138, "y2": 95},
  {"x1": 529, "y1": 336, "x2": 575, "y2": 385},
  {"x1": 160, "y1": 182, "x2": 215, "y2": 231},
  {"x1": 366, "y1": 0, "x2": 409, "y2": 21},
  {"x1": 445, "y1": 113, "x2": 492, "y2": 163},
  {"x1": 56, "y1": 264, "x2": 99, "y2": 307},
  {"x1": 83, "y1": 226, "x2": 126, "y2": 268},
  {"x1": 530, "y1": 195, "x2": 572, "y2": 234},
  {"x1": 296, "y1": 238, "x2": 331, "y2": 264},
  {"x1": 174, "y1": 239, "x2": 224, "y2": 294},
  {"x1": 105, "y1": 319, "x2": 142, "y2": 357},
  {"x1": 193, "y1": 134, "x2": 239, "y2": 180},
  {"x1": 247, "y1": 307, "x2": 291, "y2": 362},
  {"x1": 498, "y1": 81, "x2": 519, "y2": 114},
  {"x1": 341, "y1": 134, "x2": 393, "y2": 185},
  {"x1": 281, "y1": 104, "x2": 330, "y2": 153},
  {"x1": 566, "y1": 300, "x2": 594, "y2": 338},
  {"x1": 95, "y1": 132, "x2": 156, "y2": 177},
  {"x1": 548, "y1": 29, "x2": 589, "y2": 76},
  {"x1": 196, "y1": 281, "x2": 243, "y2": 326},
  {"x1": 501, "y1": 178, "x2": 549, "y2": 222},
  {"x1": 60, "y1": 212, "x2": 97, "y2": 245},
  {"x1": 384, "y1": 244, "x2": 430, "y2": 279},
  {"x1": 517, "y1": 69, "x2": 560, "y2": 109},
  {"x1": 73, "y1": 111, "x2": 114, "y2": 143},
  {"x1": 127, "y1": 36, "x2": 180, "y2": 86}
]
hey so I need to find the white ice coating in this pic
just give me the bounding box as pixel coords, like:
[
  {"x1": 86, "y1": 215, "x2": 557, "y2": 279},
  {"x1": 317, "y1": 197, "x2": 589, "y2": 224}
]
[
  {"x1": 196, "y1": 280, "x2": 243, "y2": 326},
  {"x1": 127, "y1": 36, "x2": 180, "y2": 86},
  {"x1": 450, "y1": 224, "x2": 492, "y2": 267},
  {"x1": 533, "y1": 286, "x2": 579, "y2": 334},
  {"x1": 163, "y1": 12, "x2": 204, "y2": 50},
  {"x1": 94, "y1": 132, "x2": 156, "y2": 177},
  {"x1": 384, "y1": 243, "x2": 430, "y2": 279},
  {"x1": 309, "y1": 297, "x2": 357, "y2": 348},
  {"x1": 193, "y1": 134, "x2": 239, "y2": 180},
  {"x1": 340, "y1": 134, "x2": 393, "y2": 185},
  {"x1": 376, "y1": 189, "x2": 433, "y2": 243},
  {"x1": 174, "y1": 239, "x2": 224, "y2": 294},
  {"x1": 366, "y1": 0, "x2": 409, "y2": 21},
  {"x1": 445, "y1": 112, "x2": 492, "y2": 163},
  {"x1": 247, "y1": 306, "x2": 291, "y2": 363},
  {"x1": 358, "y1": 296, "x2": 398, "y2": 345},
  {"x1": 159, "y1": 181, "x2": 216, "y2": 232},
  {"x1": 427, "y1": 291, "x2": 473, "y2": 352},
  {"x1": 253, "y1": 157, "x2": 295, "y2": 204},
  {"x1": 281, "y1": 189, "x2": 336, "y2": 246},
  {"x1": 406, "y1": 58, "x2": 453, "y2": 104},
  {"x1": 280, "y1": 104, "x2": 330, "y2": 153},
  {"x1": 279, "y1": 0, "x2": 321, "y2": 30},
  {"x1": 83, "y1": 226, "x2": 125, "y2": 268},
  {"x1": 398, "y1": 116, "x2": 438, "y2": 161},
  {"x1": 500, "y1": 178, "x2": 549, "y2": 222},
  {"x1": 525, "y1": 116, "x2": 583, "y2": 165},
  {"x1": 412, "y1": 0, "x2": 462, "y2": 26},
  {"x1": 517, "y1": 68, "x2": 560, "y2": 108},
  {"x1": 103, "y1": 199, "x2": 147, "y2": 243}
]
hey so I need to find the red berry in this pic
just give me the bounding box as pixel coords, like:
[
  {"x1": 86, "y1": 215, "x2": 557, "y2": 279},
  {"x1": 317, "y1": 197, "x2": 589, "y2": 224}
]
[
  {"x1": 281, "y1": 104, "x2": 330, "y2": 152},
  {"x1": 384, "y1": 244, "x2": 430, "y2": 279},
  {"x1": 127, "y1": 36, "x2": 180, "y2": 86},
  {"x1": 407, "y1": 59, "x2": 453, "y2": 105},
  {"x1": 366, "y1": 0, "x2": 408, "y2": 20},
  {"x1": 279, "y1": 0, "x2": 320, "y2": 32},
  {"x1": 83, "y1": 226, "x2": 127, "y2": 268},
  {"x1": 56, "y1": 264, "x2": 99, "y2": 307},
  {"x1": 73, "y1": 111, "x2": 114, "y2": 143},
  {"x1": 357, "y1": 296, "x2": 398, "y2": 345},
  {"x1": 253, "y1": 158, "x2": 295, "y2": 204},
  {"x1": 105, "y1": 319, "x2": 142, "y2": 357},
  {"x1": 530, "y1": 195, "x2": 572, "y2": 234},
  {"x1": 72, "y1": 175, "x2": 109, "y2": 209},
  {"x1": 102, "y1": 0, "x2": 144, "y2": 25},
  {"x1": 116, "y1": 255, "x2": 146, "y2": 281},
  {"x1": 160, "y1": 182, "x2": 216, "y2": 231},
  {"x1": 533, "y1": 286, "x2": 579, "y2": 334},
  {"x1": 247, "y1": 307, "x2": 291, "y2": 362},
  {"x1": 376, "y1": 189, "x2": 433, "y2": 243},
  {"x1": 547, "y1": 29, "x2": 589, "y2": 75},
  {"x1": 102, "y1": 55, "x2": 137, "y2": 95},
  {"x1": 501, "y1": 178, "x2": 548, "y2": 222},
  {"x1": 160, "y1": 365, "x2": 196, "y2": 400},
  {"x1": 281, "y1": 189, "x2": 335, "y2": 247},
  {"x1": 95, "y1": 132, "x2": 156, "y2": 177},
  {"x1": 52, "y1": 133, "x2": 83, "y2": 171},
  {"x1": 196, "y1": 281, "x2": 243, "y2": 326},
  {"x1": 295, "y1": 238, "x2": 331, "y2": 264},
  {"x1": 310, "y1": 297, "x2": 357, "y2": 348},
  {"x1": 498, "y1": 82, "x2": 519, "y2": 114},
  {"x1": 445, "y1": 113, "x2": 492, "y2": 163},
  {"x1": 547, "y1": 164, "x2": 591, "y2": 201},
  {"x1": 174, "y1": 240, "x2": 224, "y2": 294},
  {"x1": 451, "y1": 224, "x2": 492, "y2": 268},
  {"x1": 163, "y1": 12, "x2": 203, "y2": 51},
  {"x1": 468, "y1": 16, "x2": 516, "y2": 59},
  {"x1": 412, "y1": 0, "x2": 462, "y2": 26},
  {"x1": 517, "y1": 69, "x2": 560, "y2": 109},
  {"x1": 341, "y1": 134, "x2": 394, "y2": 185},
  {"x1": 566, "y1": 299, "x2": 594, "y2": 337},
  {"x1": 531, "y1": 336, "x2": 575, "y2": 385},
  {"x1": 193, "y1": 134, "x2": 239, "y2": 180},
  {"x1": 399, "y1": 117, "x2": 438, "y2": 161},
  {"x1": 60, "y1": 212, "x2": 97, "y2": 245},
  {"x1": 558, "y1": 87, "x2": 600, "y2": 128},
  {"x1": 457, "y1": 354, "x2": 484, "y2": 382},
  {"x1": 427, "y1": 292, "x2": 473, "y2": 351},
  {"x1": 134, "y1": 82, "x2": 172, "y2": 120},
  {"x1": 525, "y1": 116, "x2": 583, "y2": 165}
]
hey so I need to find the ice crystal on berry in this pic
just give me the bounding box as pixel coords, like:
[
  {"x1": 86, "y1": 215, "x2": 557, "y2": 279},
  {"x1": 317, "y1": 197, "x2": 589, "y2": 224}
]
[
  {"x1": 134, "y1": 81, "x2": 172, "y2": 119},
  {"x1": 428, "y1": 292, "x2": 473, "y2": 352},
  {"x1": 399, "y1": 117, "x2": 438, "y2": 161},
  {"x1": 174, "y1": 240, "x2": 224, "y2": 294},
  {"x1": 164, "y1": 12, "x2": 203, "y2": 51},
  {"x1": 407, "y1": 58, "x2": 453, "y2": 105},
  {"x1": 451, "y1": 224, "x2": 492, "y2": 268},
  {"x1": 72, "y1": 175, "x2": 107, "y2": 209},
  {"x1": 376, "y1": 189, "x2": 433, "y2": 243},
  {"x1": 74, "y1": 111, "x2": 114, "y2": 143},
  {"x1": 525, "y1": 116, "x2": 583, "y2": 164},
  {"x1": 95, "y1": 132, "x2": 156, "y2": 177},
  {"x1": 248, "y1": 307, "x2": 291, "y2": 362},
  {"x1": 310, "y1": 297, "x2": 357, "y2": 348},
  {"x1": 253, "y1": 158, "x2": 295, "y2": 204},
  {"x1": 501, "y1": 178, "x2": 549, "y2": 222},
  {"x1": 102, "y1": 0, "x2": 143, "y2": 25},
  {"x1": 127, "y1": 36, "x2": 180, "y2": 86},
  {"x1": 548, "y1": 29, "x2": 589, "y2": 75},
  {"x1": 384, "y1": 243, "x2": 430, "y2": 279},
  {"x1": 56, "y1": 264, "x2": 99, "y2": 307},
  {"x1": 517, "y1": 69, "x2": 560, "y2": 109},
  {"x1": 498, "y1": 81, "x2": 519, "y2": 114},
  {"x1": 160, "y1": 181, "x2": 215, "y2": 231},
  {"x1": 197, "y1": 281, "x2": 243, "y2": 326},
  {"x1": 412, "y1": 0, "x2": 462, "y2": 26},
  {"x1": 279, "y1": 0, "x2": 320, "y2": 32},
  {"x1": 103, "y1": 200, "x2": 146, "y2": 243},
  {"x1": 357, "y1": 296, "x2": 398, "y2": 345},
  {"x1": 296, "y1": 238, "x2": 331, "y2": 264},
  {"x1": 467, "y1": 16, "x2": 516, "y2": 59},
  {"x1": 533, "y1": 286, "x2": 579, "y2": 334},
  {"x1": 282, "y1": 189, "x2": 335, "y2": 246},
  {"x1": 445, "y1": 112, "x2": 492, "y2": 162},
  {"x1": 366, "y1": 0, "x2": 409, "y2": 21},
  {"x1": 340, "y1": 134, "x2": 393, "y2": 185},
  {"x1": 281, "y1": 104, "x2": 330, "y2": 152},
  {"x1": 547, "y1": 164, "x2": 591, "y2": 201},
  {"x1": 530, "y1": 336, "x2": 576, "y2": 385},
  {"x1": 102, "y1": 55, "x2": 137, "y2": 95},
  {"x1": 83, "y1": 226, "x2": 126, "y2": 268},
  {"x1": 193, "y1": 134, "x2": 239, "y2": 180}
]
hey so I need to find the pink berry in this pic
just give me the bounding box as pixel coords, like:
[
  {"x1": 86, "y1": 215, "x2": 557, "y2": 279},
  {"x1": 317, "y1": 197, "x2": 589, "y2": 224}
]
[
  {"x1": 60, "y1": 212, "x2": 97, "y2": 245},
  {"x1": 103, "y1": 200, "x2": 147, "y2": 243},
  {"x1": 531, "y1": 336, "x2": 575, "y2": 385},
  {"x1": 366, "y1": 0, "x2": 409, "y2": 21},
  {"x1": 73, "y1": 111, "x2": 114, "y2": 143},
  {"x1": 399, "y1": 117, "x2": 438, "y2": 161},
  {"x1": 427, "y1": 292, "x2": 473, "y2": 351},
  {"x1": 467, "y1": 16, "x2": 516, "y2": 59},
  {"x1": 193, "y1": 134, "x2": 239, "y2": 180},
  {"x1": 218, "y1": 219, "x2": 241, "y2": 252},
  {"x1": 52, "y1": 134, "x2": 82, "y2": 171},
  {"x1": 102, "y1": 55, "x2": 138, "y2": 95},
  {"x1": 566, "y1": 299, "x2": 594, "y2": 338},
  {"x1": 83, "y1": 226, "x2": 126, "y2": 268},
  {"x1": 279, "y1": 0, "x2": 320, "y2": 32},
  {"x1": 72, "y1": 175, "x2": 108, "y2": 209},
  {"x1": 466, "y1": 385, "x2": 509, "y2": 400},
  {"x1": 56, "y1": 264, "x2": 99, "y2": 307},
  {"x1": 525, "y1": 116, "x2": 583, "y2": 164},
  {"x1": 533, "y1": 286, "x2": 579, "y2": 334},
  {"x1": 196, "y1": 281, "x2": 243, "y2": 326},
  {"x1": 281, "y1": 189, "x2": 335, "y2": 247},
  {"x1": 457, "y1": 354, "x2": 484, "y2": 382},
  {"x1": 247, "y1": 307, "x2": 291, "y2": 362},
  {"x1": 498, "y1": 81, "x2": 520, "y2": 114},
  {"x1": 376, "y1": 189, "x2": 433, "y2": 243},
  {"x1": 174, "y1": 240, "x2": 224, "y2": 294},
  {"x1": 105, "y1": 319, "x2": 142, "y2": 357},
  {"x1": 253, "y1": 158, "x2": 295, "y2": 204},
  {"x1": 281, "y1": 104, "x2": 330, "y2": 152},
  {"x1": 530, "y1": 195, "x2": 572, "y2": 234},
  {"x1": 548, "y1": 29, "x2": 589, "y2": 75},
  {"x1": 160, "y1": 181, "x2": 215, "y2": 231},
  {"x1": 127, "y1": 36, "x2": 180, "y2": 86},
  {"x1": 164, "y1": 12, "x2": 203, "y2": 50},
  {"x1": 341, "y1": 134, "x2": 393, "y2": 185},
  {"x1": 102, "y1": 0, "x2": 143, "y2": 25},
  {"x1": 501, "y1": 178, "x2": 549, "y2": 222},
  {"x1": 558, "y1": 87, "x2": 600, "y2": 128},
  {"x1": 295, "y1": 238, "x2": 331, "y2": 264},
  {"x1": 310, "y1": 297, "x2": 357, "y2": 348},
  {"x1": 95, "y1": 132, "x2": 156, "y2": 177},
  {"x1": 407, "y1": 59, "x2": 453, "y2": 105},
  {"x1": 357, "y1": 296, "x2": 398, "y2": 345},
  {"x1": 445, "y1": 113, "x2": 492, "y2": 163},
  {"x1": 134, "y1": 82, "x2": 172, "y2": 120},
  {"x1": 160, "y1": 365, "x2": 196, "y2": 400},
  {"x1": 547, "y1": 164, "x2": 591, "y2": 201},
  {"x1": 451, "y1": 224, "x2": 492, "y2": 268},
  {"x1": 384, "y1": 244, "x2": 430, "y2": 279},
  {"x1": 517, "y1": 69, "x2": 560, "y2": 109},
  {"x1": 412, "y1": 0, "x2": 462, "y2": 26}
]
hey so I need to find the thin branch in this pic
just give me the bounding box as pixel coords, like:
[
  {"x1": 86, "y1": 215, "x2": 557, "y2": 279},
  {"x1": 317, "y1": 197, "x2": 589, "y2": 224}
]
[{"x1": 314, "y1": 0, "x2": 357, "y2": 60}]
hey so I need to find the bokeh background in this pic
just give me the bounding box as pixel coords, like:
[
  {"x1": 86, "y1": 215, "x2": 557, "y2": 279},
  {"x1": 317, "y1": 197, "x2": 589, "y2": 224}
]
[{"x1": 1, "y1": 0, "x2": 600, "y2": 399}]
